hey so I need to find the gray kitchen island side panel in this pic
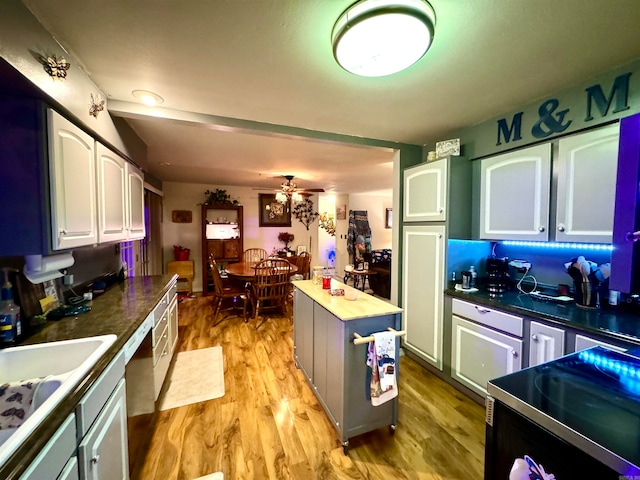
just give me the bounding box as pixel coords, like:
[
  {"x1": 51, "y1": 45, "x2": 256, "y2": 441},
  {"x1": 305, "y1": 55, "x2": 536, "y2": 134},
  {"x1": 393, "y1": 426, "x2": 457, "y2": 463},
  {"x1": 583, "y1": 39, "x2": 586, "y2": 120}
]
[
  {"x1": 293, "y1": 288, "x2": 314, "y2": 383},
  {"x1": 298, "y1": 290, "x2": 401, "y2": 446}
]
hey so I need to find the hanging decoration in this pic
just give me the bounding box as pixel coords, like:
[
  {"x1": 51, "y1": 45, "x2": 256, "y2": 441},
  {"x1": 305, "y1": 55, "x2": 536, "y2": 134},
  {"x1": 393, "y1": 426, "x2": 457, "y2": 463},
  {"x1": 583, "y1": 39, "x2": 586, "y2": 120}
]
[
  {"x1": 41, "y1": 54, "x2": 71, "y2": 79},
  {"x1": 319, "y1": 212, "x2": 336, "y2": 236},
  {"x1": 89, "y1": 93, "x2": 105, "y2": 118},
  {"x1": 292, "y1": 197, "x2": 319, "y2": 230}
]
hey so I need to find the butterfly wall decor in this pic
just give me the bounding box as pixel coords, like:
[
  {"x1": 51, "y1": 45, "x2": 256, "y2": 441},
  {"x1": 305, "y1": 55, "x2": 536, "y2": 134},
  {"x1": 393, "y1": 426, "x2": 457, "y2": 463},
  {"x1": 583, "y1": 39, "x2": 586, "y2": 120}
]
[
  {"x1": 42, "y1": 55, "x2": 70, "y2": 79},
  {"x1": 89, "y1": 94, "x2": 105, "y2": 118}
]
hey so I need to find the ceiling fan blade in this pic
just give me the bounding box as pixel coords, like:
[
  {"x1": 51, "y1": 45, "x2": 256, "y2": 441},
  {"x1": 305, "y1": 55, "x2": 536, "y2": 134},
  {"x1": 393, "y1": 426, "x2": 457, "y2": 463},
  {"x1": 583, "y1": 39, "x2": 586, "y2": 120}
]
[{"x1": 301, "y1": 188, "x2": 325, "y2": 192}]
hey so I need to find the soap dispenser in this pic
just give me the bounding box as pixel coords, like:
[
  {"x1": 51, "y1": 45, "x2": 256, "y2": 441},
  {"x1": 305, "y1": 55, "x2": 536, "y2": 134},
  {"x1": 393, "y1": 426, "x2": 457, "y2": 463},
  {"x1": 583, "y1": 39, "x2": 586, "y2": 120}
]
[{"x1": 0, "y1": 268, "x2": 21, "y2": 344}]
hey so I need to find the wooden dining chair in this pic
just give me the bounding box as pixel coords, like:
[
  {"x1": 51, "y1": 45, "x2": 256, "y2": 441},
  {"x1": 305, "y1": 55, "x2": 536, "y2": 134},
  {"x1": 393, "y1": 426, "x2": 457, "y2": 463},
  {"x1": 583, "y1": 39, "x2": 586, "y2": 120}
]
[
  {"x1": 294, "y1": 251, "x2": 311, "y2": 279},
  {"x1": 243, "y1": 248, "x2": 268, "y2": 264},
  {"x1": 209, "y1": 255, "x2": 248, "y2": 325},
  {"x1": 249, "y1": 259, "x2": 291, "y2": 328}
]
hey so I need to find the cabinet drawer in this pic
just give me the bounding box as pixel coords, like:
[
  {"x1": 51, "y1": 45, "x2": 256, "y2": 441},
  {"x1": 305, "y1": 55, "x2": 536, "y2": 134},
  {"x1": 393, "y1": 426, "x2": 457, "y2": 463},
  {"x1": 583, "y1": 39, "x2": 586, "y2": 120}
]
[
  {"x1": 169, "y1": 281, "x2": 178, "y2": 301},
  {"x1": 20, "y1": 414, "x2": 76, "y2": 480},
  {"x1": 124, "y1": 313, "x2": 153, "y2": 364},
  {"x1": 452, "y1": 299, "x2": 523, "y2": 337},
  {"x1": 152, "y1": 310, "x2": 169, "y2": 346},
  {"x1": 574, "y1": 334, "x2": 627, "y2": 353},
  {"x1": 153, "y1": 324, "x2": 170, "y2": 366},
  {"x1": 153, "y1": 293, "x2": 169, "y2": 326},
  {"x1": 76, "y1": 350, "x2": 125, "y2": 438},
  {"x1": 153, "y1": 340, "x2": 172, "y2": 400}
]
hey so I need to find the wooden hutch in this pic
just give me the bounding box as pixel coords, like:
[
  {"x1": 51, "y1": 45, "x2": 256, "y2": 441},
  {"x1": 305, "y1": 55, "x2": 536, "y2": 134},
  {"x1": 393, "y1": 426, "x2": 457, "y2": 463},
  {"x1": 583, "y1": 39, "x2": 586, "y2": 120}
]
[{"x1": 201, "y1": 203, "x2": 243, "y2": 295}]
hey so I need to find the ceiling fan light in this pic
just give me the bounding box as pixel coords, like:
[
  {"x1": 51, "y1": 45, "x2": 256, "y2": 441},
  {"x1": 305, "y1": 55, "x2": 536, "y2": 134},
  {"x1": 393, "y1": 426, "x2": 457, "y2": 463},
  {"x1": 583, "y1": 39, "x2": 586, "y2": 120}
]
[
  {"x1": 275, "y1": 191, "x2": 288, "y2": 204},
  {"x1": 292, "y1": 192, "x2": 303, "y2": 204},
  {"x1": 332, "y1": 0, "x2": 436, "y2": 77}
]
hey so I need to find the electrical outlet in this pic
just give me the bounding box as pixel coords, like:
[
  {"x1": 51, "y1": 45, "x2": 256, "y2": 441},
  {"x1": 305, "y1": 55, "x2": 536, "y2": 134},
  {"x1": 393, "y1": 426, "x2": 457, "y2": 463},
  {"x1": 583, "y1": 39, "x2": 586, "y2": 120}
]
[{"x1": 63, "y1": 274, "x2": 74, "y2": 285}]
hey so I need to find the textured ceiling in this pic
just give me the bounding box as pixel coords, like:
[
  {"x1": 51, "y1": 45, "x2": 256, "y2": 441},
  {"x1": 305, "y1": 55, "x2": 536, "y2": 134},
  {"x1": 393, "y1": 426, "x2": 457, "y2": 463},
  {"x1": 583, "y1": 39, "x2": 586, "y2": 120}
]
[{"x1": 21, "y1": 0, "x2": 640, "y2": 194}]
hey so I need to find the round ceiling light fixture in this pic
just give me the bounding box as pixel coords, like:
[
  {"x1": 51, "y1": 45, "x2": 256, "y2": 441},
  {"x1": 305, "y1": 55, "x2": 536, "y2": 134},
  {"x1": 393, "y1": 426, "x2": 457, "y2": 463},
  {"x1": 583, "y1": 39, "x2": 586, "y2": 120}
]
[
  {"x1": 332, "y1": 0, "x2": 436, "y2": 77},
  {"x1": 132, "y1": 89, "x2": 164, "y2": 106}
]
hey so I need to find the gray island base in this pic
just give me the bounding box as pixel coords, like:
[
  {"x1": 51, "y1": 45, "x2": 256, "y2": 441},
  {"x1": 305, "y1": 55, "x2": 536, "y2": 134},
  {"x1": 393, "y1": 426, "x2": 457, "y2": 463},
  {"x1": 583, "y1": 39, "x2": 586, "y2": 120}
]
[{"x1": 292, "y1": 280, "x2": 403, "y2": 453}]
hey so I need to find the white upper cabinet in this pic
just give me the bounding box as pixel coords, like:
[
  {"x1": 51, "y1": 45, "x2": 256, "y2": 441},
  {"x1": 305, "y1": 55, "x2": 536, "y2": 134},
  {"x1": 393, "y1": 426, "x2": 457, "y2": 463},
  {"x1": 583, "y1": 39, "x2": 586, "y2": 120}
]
[
  {"x1": 403, "y1": 159, "x2": 447, "y2": 222},
  {"x1": 556, "y1": 124, "x2": 619, "y2": 244},
  {"x1": 126, "y1": 163, "x2": 145, "y2": 239},
  {"x1": 96, "y1": 142, "x2": 127, "y2": 243},
  {"x1": 48, "y1": 109, "x2": 98, "y2": 250},
  {"x1": 480, "y1": 144, "x2": 551, "y2": 241}
]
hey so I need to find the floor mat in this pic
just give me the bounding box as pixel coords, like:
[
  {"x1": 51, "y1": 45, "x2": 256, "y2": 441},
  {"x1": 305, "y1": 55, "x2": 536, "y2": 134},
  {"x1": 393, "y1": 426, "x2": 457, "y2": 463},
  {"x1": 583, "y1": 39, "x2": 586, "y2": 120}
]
[{"x1": 159, "y1": 346, "x2": 224, "y2": 411}]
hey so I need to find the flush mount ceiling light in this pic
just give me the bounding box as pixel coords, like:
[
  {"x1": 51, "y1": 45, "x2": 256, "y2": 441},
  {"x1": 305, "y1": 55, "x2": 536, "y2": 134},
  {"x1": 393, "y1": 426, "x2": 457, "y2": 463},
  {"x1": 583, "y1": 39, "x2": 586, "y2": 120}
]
[
  {"x1": 132, "y1": 89, "x2": 164, "y2": 106},
  {"x1": 332, "y1": 0, "x2": 436, "y2": 77}
]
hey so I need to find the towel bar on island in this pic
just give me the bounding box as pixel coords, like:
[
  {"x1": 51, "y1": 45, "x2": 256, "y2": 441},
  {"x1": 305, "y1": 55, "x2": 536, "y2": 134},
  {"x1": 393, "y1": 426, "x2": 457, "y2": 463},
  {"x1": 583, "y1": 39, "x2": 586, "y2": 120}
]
[{"x1": 352, "y1": 328, "x2": 406, "y2": 345}]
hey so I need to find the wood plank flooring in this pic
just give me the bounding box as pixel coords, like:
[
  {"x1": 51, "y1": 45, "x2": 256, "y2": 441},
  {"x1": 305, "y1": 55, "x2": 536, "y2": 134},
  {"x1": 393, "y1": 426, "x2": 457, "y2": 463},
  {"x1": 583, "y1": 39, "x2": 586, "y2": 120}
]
[{"x1": 131, "y1": 295, "x2": 485, "y2": 480}]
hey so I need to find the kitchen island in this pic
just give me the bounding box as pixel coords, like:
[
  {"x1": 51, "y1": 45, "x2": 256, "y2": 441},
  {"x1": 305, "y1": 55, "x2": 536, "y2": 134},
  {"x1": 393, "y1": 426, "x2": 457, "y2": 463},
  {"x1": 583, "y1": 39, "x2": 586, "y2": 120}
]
[
  {"x1": 292, "y1": 280, "x2": 402, "y2": 454},
  {"x1": 0, "y1": 274, "x2": 177, "y2": 480}
]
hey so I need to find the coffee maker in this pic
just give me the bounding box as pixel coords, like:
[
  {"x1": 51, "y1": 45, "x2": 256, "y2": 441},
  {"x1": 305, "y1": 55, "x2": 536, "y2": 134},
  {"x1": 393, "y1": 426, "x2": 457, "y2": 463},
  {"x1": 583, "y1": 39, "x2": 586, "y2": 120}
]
[{"x1": 486, "y1": 257, "x2": 510, "y2": 295}]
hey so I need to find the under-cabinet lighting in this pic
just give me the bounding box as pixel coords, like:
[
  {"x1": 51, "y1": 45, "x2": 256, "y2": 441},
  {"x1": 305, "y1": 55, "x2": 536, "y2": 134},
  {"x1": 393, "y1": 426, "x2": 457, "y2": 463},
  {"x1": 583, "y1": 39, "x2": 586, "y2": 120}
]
[{"x1": 502, "y1": 241, "x2": 614, "y2": 251}]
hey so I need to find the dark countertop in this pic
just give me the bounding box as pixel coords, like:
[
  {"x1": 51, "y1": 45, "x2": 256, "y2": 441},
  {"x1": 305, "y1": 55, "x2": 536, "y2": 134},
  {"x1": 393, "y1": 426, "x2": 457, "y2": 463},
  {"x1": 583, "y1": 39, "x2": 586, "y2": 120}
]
[
  {"x1": 446, "y1": 288, "x2": 640, "y2": 347},
  {"x1": 0, "y1": 274, "x2": 177, "y2": 480}
]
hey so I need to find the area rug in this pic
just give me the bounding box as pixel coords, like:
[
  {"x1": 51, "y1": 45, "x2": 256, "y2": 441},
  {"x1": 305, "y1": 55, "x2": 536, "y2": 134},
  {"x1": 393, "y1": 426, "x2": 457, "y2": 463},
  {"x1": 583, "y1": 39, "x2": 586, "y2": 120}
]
[
  {"x1": 195, "y1": 473, "x2": 224, "y2": 480},
  {"x1": 159, "y1": 346, "x2": 225, "y2": 411}
]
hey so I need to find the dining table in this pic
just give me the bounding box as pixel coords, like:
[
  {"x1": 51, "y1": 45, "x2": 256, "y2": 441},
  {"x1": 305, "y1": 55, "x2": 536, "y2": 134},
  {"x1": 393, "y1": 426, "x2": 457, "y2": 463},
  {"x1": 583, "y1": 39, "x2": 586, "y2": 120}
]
[{"x1": 224, "y1": 261, "x2": 298, "y2": 281}]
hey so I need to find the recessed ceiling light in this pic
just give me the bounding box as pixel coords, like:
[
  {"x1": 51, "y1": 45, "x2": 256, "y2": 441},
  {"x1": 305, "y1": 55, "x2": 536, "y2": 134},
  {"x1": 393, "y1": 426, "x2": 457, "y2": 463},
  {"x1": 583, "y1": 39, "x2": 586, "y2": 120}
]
[
  {"x1": 332, "y1": 0, "x2": 436, "y2": 77},
  {"x1": 132, "y1": 90, "x2": 164, "y2": 106},
  {"x1": 158, "y1": 162, "x2": 171, "y2": 166}
]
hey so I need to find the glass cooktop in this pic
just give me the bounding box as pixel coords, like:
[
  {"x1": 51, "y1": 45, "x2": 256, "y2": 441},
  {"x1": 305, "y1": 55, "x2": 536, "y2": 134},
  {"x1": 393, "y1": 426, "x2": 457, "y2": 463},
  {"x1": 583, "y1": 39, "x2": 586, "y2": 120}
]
[{"x1": 489, "y1": 347, "x2": 640, "y2": 473}]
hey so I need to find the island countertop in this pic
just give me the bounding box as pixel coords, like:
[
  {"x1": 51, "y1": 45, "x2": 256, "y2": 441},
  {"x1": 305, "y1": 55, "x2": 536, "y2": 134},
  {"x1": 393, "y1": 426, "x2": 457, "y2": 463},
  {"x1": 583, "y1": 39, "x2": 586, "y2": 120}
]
[
  {"x1": 293, "y1": 279, "x2": 401, "y2": 320},
  {"x1": 0, "y1": 274, "x2": 177, "y2": 480}
]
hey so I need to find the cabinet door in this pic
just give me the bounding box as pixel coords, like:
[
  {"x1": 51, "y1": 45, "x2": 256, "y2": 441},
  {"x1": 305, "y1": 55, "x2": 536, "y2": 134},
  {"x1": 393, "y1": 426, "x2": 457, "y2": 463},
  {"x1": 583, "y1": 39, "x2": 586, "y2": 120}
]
[
  {"x1": 402, "y1": 225, "x2": 445, "y2": 369},
  {"x1": 207, "y1": 240, "x2": 224, "y2": 259},
  {"x1": 49, "y1": 110, "x2": 97, "y2": 250},
  {"x1": 480, "y1": 144, "x2": 551, "y2": 241},
  {"x1": 20, "y1": 414, "x2": 76, "y2": 480},
  {"x1": 574, "y1": 334, "x2": 626, "y2": 353},
  {"x1": 556, "y1": 124, "x2": 619, "y2": 244},
  {"x1": 403, "y1": 159, "x2": 447, "y2": 222},
  {"x1": 529, "y1": 321, "x2": 565, "y2": 367},
  {"x1": 451, "y1": 316, "x2": 522, "y2": 397},
  {"x1": 126, "y1": 163, "x2": 145, "y2": 239},
  {"x1": 223, "y1": 239, "x2": 240, "y2": 259},
  {"x1": 96, "y1": 143, "x2": 127, "y2": 243},
  {"x1": 78, "y1": 379, "x2": 129, "y2": 480},
  {"x1": 168, "y1": 294, "x2": 179, "y2": 353},
  {"x1": 293, "y1": 288, "x2": 314, "y2": 383}
]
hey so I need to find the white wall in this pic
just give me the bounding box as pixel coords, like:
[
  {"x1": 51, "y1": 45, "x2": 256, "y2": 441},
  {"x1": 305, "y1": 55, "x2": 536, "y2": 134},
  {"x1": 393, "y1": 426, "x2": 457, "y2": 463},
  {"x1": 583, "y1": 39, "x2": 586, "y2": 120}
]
[
  {"x1": 162, "y1": 182, "x2": 319, "y2": 292},
  {"x1": 317, "y1": 195, "x2": 336, "y2": 269}
]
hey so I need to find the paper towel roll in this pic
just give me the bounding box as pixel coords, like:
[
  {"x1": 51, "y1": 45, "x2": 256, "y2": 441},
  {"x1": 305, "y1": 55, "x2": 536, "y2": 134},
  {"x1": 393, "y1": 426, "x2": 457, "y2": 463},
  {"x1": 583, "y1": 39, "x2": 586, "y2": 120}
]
[{"x1": 24, "y1": 253, "x2": 74, "y2": 284}]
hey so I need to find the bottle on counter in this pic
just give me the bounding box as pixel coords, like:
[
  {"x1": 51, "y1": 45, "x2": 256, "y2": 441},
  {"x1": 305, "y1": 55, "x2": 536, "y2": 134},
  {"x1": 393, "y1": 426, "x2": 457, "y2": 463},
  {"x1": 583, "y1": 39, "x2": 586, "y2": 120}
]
[
  {"x1": 449, "y1": 272, "x2": 457, "y2": 289},
  {"x1": 469, "y1": 265, "x2": 477, "y2": 289},
  {"x1": 0, "y1": 268, "x2": 21, "y2": 344}
]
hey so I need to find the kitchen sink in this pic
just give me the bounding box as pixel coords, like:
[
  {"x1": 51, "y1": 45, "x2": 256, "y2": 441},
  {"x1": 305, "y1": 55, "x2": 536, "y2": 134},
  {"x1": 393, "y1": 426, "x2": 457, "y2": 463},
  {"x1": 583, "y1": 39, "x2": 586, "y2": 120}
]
[{"x1": 0, "y1": 334, "x2": 117, "y2": 466}]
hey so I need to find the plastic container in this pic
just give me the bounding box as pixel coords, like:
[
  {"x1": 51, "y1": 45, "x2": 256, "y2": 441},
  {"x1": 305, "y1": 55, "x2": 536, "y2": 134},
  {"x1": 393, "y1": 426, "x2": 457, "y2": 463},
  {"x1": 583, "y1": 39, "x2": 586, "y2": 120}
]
[{"x1": 312, "y1": 266, "x2": 324, "y2": 285}]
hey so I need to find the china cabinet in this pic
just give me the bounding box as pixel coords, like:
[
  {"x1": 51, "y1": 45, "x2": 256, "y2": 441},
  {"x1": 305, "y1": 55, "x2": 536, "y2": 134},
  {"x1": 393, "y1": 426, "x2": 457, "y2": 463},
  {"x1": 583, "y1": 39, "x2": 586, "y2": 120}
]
[{"x1": 201, "y1": 204, "x2": 243, "y2": 295}]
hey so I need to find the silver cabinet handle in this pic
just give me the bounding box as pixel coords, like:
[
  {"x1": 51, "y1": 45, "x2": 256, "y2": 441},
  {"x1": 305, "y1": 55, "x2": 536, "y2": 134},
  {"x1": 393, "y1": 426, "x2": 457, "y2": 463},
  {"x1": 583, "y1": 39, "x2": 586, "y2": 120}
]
[
  {"x1": 475, "y1": 306, "x2": 491, "y2": 314},
  {"x1": 538, "y1": 226, "x2": 545, "y2": 232},
  {"x1": 438, "y1": 208, "x2": 444, "y2": 213},
  {"x1": 511, "y1": 349, "x2": 518, "y2": 357},
  {"x1": 557, "y1": 225, "x2": 565, "y2": 232},
  {"x1": 162, "y1": 349, "x2": 169, "y2": 357},
  {"x1": 532, "y1": 334, "x2": 538, "y2": 341},
  {"x1": 91, "y1": 455, "x2": 100, "y2": 464}
]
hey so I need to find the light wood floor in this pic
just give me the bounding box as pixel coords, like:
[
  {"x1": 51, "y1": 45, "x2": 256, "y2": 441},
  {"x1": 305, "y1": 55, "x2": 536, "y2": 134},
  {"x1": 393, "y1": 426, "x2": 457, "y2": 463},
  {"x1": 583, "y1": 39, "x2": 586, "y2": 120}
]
[{"x1": 131, "y1": 295, "x2": 485, "y2": 480}]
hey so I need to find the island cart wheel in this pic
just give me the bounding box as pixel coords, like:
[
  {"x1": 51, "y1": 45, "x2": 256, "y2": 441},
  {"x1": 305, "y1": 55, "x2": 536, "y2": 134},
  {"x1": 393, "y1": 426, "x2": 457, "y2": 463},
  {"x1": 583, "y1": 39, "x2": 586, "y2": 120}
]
[
  {"x1": 342, "y1": 440, "x2": 349, "y2": 455},
  {"x1": 389, "y1": 424, "x2": 397, "y2": 435}
]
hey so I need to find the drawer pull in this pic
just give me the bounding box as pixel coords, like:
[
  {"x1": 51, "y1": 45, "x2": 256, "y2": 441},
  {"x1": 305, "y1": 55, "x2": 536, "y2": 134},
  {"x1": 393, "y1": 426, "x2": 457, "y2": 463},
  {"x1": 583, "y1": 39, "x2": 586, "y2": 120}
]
[
  {"x1": 474, "y1": 306, "x2": 491, "y2": 314},
  {"x1": 162, "y1": 334, "x2": 168, "y2": 340},
  {"x1": 511, "y1": 349, "x2": 518, "y2": 357},
  {"x1": 532, "y1": 334, "x2": 538, "y2": 341},
  {"x1": 91, "y1": 454, "x2": 100, "y2": 464},
  {"x1": 162, "y1": 349, "x2": 169, "y2": 357}
]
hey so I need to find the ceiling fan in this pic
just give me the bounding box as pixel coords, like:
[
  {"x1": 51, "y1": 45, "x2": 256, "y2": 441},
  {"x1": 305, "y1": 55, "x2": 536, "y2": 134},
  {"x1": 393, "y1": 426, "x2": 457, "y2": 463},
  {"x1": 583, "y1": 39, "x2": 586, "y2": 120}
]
[{"x1": 255, "y1": 175, "x2": 325, "y2": 203}]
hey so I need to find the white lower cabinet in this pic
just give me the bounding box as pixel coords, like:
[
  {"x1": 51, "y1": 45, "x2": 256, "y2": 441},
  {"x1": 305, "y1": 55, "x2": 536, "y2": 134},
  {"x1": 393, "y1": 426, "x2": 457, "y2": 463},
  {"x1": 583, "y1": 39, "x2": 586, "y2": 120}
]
[
  {"x1": 451, "y1": 316, "x2": 523, "y2": 397},
  {"x1": 574, "y1": 334, "x2": 627, "y2": 353},
  {"x1": 529, "y1": 321, "x2": 565, "y2": 367},
  {"x1": 402, "y1": 225, "x2": 446, "y2": 370},
  {"x1": 78, "y1": 379, "x2": 128, "y2": 480},
  {"x1": 19, "y1": 414, "x2": 77, "y2": 480}
]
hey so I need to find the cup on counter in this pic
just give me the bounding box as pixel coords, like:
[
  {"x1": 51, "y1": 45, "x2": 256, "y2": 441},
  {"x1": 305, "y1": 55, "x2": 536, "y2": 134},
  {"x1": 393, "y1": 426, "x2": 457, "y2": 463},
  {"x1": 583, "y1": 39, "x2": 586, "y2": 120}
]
[{"x1": 344, "y1": 288, "x2": 358, "y2": 301}]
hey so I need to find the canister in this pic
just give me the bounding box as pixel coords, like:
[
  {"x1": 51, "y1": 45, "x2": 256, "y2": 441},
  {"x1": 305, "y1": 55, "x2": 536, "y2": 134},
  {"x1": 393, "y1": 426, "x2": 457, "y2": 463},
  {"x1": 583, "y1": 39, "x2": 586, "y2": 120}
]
[{"x1": 312, "y1": 266, "x2": 324, "y2": 285}]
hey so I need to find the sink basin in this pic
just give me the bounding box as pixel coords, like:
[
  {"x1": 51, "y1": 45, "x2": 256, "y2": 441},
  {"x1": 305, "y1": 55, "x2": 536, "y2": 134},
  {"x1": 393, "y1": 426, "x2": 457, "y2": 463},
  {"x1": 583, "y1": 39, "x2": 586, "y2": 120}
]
[{"x1": 0, "y1": 334, "x2": 117, "y2": 466}]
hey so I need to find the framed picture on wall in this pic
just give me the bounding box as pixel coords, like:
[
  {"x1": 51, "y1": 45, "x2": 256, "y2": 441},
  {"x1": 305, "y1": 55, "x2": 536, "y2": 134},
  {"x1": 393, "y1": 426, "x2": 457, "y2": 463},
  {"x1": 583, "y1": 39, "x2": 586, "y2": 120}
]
[
  {"x1": 259, "y1": 193, "x2": 292, "y2": 227},
  {"x1": 385, "y1": 208, "x2": 393, "y2": 229},
  {"x1": 296, "y1": 245, "x2": 307, "y2": 255}
]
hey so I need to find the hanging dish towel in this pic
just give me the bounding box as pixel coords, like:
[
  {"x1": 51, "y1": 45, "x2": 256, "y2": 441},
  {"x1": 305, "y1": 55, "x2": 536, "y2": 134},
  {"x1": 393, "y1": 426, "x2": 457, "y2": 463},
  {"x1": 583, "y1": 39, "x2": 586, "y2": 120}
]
[{"x1": 366, "y1": 331, "x2": 397, "y2": 406}]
